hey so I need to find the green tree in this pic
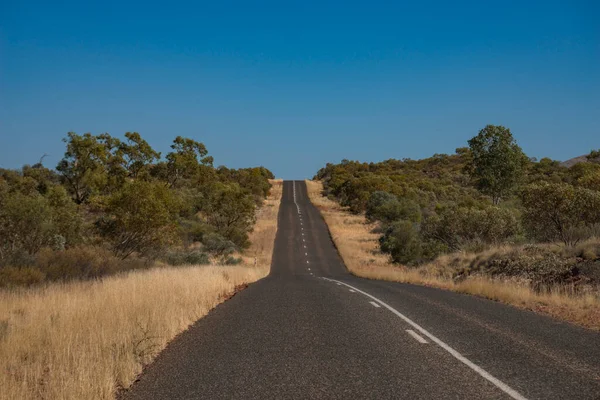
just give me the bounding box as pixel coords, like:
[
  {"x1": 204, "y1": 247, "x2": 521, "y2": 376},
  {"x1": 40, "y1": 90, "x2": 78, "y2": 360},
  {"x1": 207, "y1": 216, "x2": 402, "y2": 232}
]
[
  {"x1": 56, "y1": 132, "x2": 111, "y2": 203},
  {"x1": 466, "y1": 125, "x2": 529, "y2": 204},
  {"x1": 118, "y1": 132, "x2": 161, "y2": 179},
  {"x1": 164, "y1": 136, "x2": 213, "y2": 187},
  {"x1": 204, "y1": 183, "x2": 256, "y2": 248},
  {"x1": 98, "y1": 181, "x2": 183, "y2": 258}
]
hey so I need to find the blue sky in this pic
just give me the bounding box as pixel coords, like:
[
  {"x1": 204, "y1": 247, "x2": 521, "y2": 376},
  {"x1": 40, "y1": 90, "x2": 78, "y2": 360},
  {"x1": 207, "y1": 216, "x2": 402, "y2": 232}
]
[{"x1": 1, "y1": 0, "x2": 598, "y2": 178}]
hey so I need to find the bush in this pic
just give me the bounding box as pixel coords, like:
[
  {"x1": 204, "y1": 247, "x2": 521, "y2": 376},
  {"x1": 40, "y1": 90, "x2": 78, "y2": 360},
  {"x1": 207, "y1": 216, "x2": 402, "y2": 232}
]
[
  {"x1": 162, "y1": 250, "x2": 210, "y2": 266},
  {"x1": 422, "y1": 204, "x2": 520, "y2": 251},
  {"x1": 202, "y1": 233, "x2": 237, "y2": 256},
  {"x1": 223, "y1": 256, "x2": 242, "y2": 265},
  {"x1": 0, "y1": 192, "x2": 53, "y2": 258},
  {"x1": 469, "y1": 248, "x2": 580, "y2": 291},
  {"x1": 0, "y1": 266, "x2": 46, "y2": 287},
  {"x1": 521, "y1": 182, "x2": 600, "y2": 245},
  {"x1": 179, "y1": 219, "x2": 212, "y2": 246},
  {"x1": 379, "y1": 220, "x2": 423, "y2": 265},
  {"x1": 366, "y1": 191, "x2": 421, "y2": 224},
  {"x1": 36, "y1": 247, "x2": 122, "y2": 280}
]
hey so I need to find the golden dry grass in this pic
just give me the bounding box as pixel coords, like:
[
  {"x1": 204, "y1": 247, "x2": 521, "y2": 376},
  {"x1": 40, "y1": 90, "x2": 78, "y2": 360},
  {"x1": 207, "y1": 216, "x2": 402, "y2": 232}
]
[
  {"x1": 0, "y1": 266, "x2": 266, "y2": 400},
  {"x1": 0, "y1": 179, "x2": 283, "y2": 400},
  {"x1": 306, "y1": 180, "x2": 600, "y2": 330},
  {"x1": 243, "y1": 179, "x2": 283, "y2": 268}
]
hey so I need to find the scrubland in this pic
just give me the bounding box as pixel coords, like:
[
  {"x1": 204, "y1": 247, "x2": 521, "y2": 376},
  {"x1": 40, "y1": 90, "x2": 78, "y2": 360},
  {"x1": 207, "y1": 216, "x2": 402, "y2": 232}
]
[
  {"x1": 306, "y1": 179, "x2": 600, "y2": 330},
  {"x1": 0, "y1": 179, "x2": 282, "y2": 400}
]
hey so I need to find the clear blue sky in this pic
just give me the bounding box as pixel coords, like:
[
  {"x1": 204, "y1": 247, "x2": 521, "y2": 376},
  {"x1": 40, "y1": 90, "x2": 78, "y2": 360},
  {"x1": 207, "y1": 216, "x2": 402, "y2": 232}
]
[{"x1": 1, "y1": 0, "x2": 598, "y2": 178}]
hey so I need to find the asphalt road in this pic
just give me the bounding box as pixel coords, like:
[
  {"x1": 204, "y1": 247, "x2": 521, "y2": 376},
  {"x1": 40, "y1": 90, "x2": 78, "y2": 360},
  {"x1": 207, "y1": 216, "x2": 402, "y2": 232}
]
[{"x1": 123, "y1": 181, "x2": 600, "y2": 400}]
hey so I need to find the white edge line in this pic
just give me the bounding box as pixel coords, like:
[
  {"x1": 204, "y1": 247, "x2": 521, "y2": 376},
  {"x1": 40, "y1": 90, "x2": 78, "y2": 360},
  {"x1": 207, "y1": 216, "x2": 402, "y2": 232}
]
[
  {"x1": 406, "y1": 329, "x2": 428, "y2": 344},
  {"x1": 322, "y1": 278, "x2": 527, "y2": 400}
]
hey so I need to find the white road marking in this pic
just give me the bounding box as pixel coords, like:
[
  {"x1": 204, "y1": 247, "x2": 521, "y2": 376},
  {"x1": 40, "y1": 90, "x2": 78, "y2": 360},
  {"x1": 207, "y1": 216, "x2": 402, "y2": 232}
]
[
  {"x1": 305, "y1": 252, "x2": 308, "y2": 256},
  {"x1": 306, "y1": 260, "x2": 309, "y2": 264},
  {"x1": 308, "y1": 268, "x2": 311, "y2": 271},
  {"x1": 369, "y1": 301, "x2": 381, "y2": 308},
  {"x1": 349, "y1": 289, "x2": 356, "y2": 293},
  {"x1": 406, "y1": 329, "x2": 428, "y2": 344},
  {"x1": 322, "y1": 278, "x2": 527, "y2": 400}
]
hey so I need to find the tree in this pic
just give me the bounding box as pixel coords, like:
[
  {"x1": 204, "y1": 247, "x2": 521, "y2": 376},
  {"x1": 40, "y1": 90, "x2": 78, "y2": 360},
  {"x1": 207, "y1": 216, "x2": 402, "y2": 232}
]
[
  {"x1": 164, "y1": 136, "x2": 213, "y2": 187},
  {"x1": 520, "y1": 182, "x2": 600, "y2": 245},
  {"x1": 203, "y1": 183, "x2": 256, "y2": 248},
  {"x1": 466, "y1": 125, "x2": 529, "y2": 204},
  {"x1": 118, "y1": 132, "x2": 161, "y2": 179},
  {"x1": 98, "y1": 181, "x2": 183, "y2": 258},
  {"x1": 56, "y1": 132, "x2": 111, "y2": 203}
]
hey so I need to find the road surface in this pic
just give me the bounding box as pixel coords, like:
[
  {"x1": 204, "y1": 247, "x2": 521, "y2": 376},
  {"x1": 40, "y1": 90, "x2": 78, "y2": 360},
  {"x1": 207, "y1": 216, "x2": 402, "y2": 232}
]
[{"x1": 124, "y1": 181, "x2": 600, "y2": 399}]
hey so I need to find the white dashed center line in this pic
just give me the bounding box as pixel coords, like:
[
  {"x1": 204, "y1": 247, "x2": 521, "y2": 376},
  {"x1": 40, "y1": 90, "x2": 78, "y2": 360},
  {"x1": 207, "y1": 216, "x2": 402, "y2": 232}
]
[{"x1": 369, "y1": 301, "x2": 381, "y2": 308}]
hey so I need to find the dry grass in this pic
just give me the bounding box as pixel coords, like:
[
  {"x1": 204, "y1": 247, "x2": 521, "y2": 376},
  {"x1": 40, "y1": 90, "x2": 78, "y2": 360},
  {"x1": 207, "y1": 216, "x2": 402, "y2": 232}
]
[
  {"x1": 243, "y1": 179, "x2": 283, "y2": 268},
  {"x1": 0, "y1": 266, "x2": 266, "y2": 400},
  {"x1": 0, "y1": 179, "x2": 283, "y2": 400},
  {"x1": 306, "y1": 180, "x2": 600, "y2": 330}
]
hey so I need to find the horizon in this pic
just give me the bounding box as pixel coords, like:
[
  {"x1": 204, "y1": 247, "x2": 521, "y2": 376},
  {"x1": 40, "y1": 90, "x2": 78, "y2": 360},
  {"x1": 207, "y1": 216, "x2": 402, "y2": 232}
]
[{"x1": 1, "y1": 0, "x2": 598, "y2": 178}]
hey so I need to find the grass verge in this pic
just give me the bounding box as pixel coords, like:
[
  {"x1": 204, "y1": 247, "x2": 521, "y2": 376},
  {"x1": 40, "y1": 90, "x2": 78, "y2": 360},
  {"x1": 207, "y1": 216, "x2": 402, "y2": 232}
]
[
  {"x1": 243, "y1": 179, "x2": 283, "y2": 268},
  {"x1": 305, "y1": 180, "x2": 600, "y2": 331},
  {"x1": 0, "y1": 179, "x2": 283, "y2": 400}
]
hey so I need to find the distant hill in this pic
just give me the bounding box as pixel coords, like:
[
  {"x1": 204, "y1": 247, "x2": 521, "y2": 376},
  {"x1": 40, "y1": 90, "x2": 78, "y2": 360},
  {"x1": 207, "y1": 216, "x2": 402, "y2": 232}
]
[{"x1": 561, "y1": 155, "x2": 590, "y2": 168}]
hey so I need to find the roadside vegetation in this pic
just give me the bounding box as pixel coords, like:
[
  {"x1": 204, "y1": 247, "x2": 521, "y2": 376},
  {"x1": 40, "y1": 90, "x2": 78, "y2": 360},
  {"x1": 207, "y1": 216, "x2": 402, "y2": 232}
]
[
  {"x1": 0, "y1": 133, "x2": 282, "y2": 399},
  {"x1": 309, "y1": 125, "x2": 600, "y2": 330},
  {"x1": 0, "y1": 132, "x2": 275, "y2": 285}
]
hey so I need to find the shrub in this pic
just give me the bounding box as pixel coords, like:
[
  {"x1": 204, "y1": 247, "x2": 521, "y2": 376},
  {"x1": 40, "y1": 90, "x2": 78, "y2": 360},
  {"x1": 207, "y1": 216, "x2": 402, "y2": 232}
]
[
  {"x1": 36, "y1": 247, "x2": 122, "y2": 280},
  {"x1": 202, "y1": 233, "x2": 237, "y2": 256},
  {"x1": 0, "y1": 266, "x2": 46, "y2": 287},
  {"x1": 179, "y1": 219, "x2": 212, "y2": 246},
  {"x1": 366, "y1": 191, "x2": 421, "y2": 224},
  {"x1": 422, "y1": 204, "x2": 520, "y2": 251},
  {"x1": 379, "y1": 220, "x2": 423, "y2": 265},
  {"x1": 162, "y1": 250, "x2": 210, "y2": 266},
  {"x1": 521, "y1": 182, "x2": 600, "y2": 245},
  {"x1": 0, "y1": 192, "x2": 53, "y2": 258},
  {"x1": 469, "y1": 248, "x2": 580, "y2": 291},
  {"x1": 223, "y1": 256, "x2": 242, "y2": 265}
]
